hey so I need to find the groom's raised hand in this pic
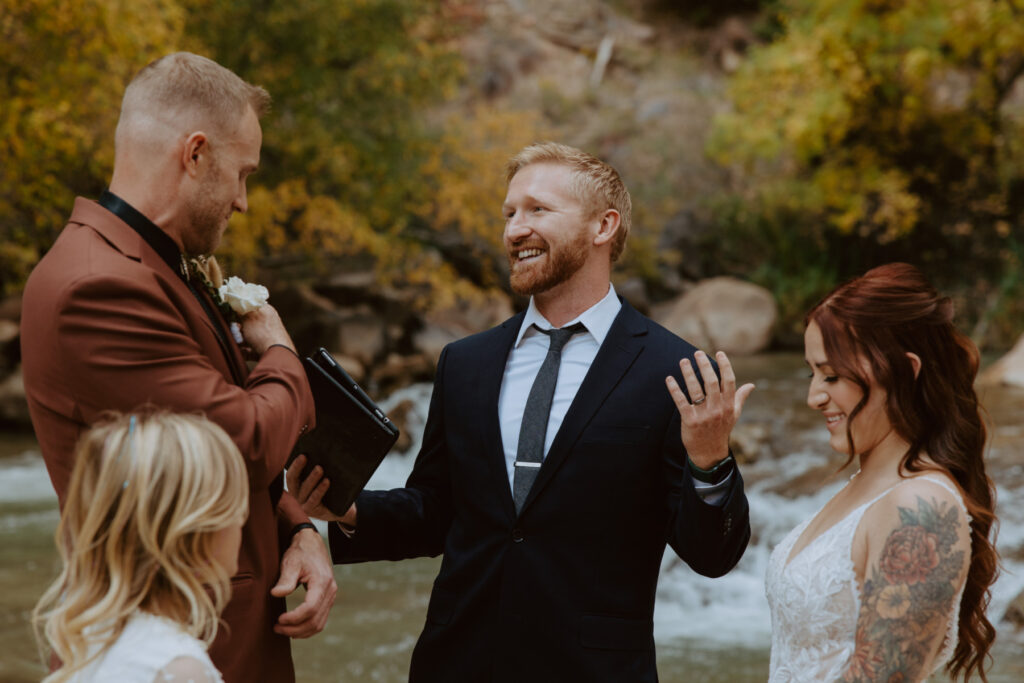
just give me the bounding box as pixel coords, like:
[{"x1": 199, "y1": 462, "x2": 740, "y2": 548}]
[{"x1": 665, "y1": 350, "x2": 755, "y2": 470}]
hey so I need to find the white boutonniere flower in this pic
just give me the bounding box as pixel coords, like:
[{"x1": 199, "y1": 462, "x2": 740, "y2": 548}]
[
  {"x1": 219, "y1": 276, "x2": 270, "y2": 315},
  {"x1": 189, "y1": 256, "x2": 268, "y2": 345}
]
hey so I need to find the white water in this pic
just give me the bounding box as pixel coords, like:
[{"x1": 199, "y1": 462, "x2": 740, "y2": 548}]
[{"x1": 3, "y1": 380, "x2": 1022, "y2": 653}]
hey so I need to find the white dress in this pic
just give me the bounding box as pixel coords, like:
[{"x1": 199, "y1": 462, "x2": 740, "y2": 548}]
[
  {"x1": 765, "y1": 475, "x2": 967, "y2": 682},
  {"x1": 68, "y1": 612, "x2": 223, "y2": 683}
]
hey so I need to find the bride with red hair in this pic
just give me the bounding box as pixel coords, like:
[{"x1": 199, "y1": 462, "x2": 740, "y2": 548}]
[{"x1": 766, "y1": 263, "x2": 998, "y2": 682}]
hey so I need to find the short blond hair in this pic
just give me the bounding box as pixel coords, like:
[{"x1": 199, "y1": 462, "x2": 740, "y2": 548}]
[
  {"x1": 34, "y1": 411, "x2": 249, "y2": 683},
  {"x1": 506, "y1": 142, "x2": 632, "y2": 262},
  {"x1": 116, "y1": 52, "x2": 270, "y2": 146}
]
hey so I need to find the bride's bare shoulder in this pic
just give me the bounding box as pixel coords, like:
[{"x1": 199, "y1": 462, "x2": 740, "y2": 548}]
[{"x1": 861, "y1": 472, "x2": 972, "y2": 566}]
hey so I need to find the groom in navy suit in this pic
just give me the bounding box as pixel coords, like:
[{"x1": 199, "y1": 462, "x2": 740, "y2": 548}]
[{"x1": 290, "y1": 142, "x2": 753, "y2": 682}]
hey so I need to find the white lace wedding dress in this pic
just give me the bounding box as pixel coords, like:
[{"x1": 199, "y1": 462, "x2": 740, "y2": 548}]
[
  {"x1": 67, "y1": 612, "x2": 223, "y2": 683},
  {"x1": 765, "y1": 475, "x2": 966, "y2": 682}
]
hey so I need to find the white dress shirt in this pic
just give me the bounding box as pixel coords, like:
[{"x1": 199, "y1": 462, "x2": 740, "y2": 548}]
[
  {"x1": 497, "y1": 285, "x2": 730, "y2": 503},
  {"x1": 498, "y1": 285, "x2": 622, "y2": 487}
]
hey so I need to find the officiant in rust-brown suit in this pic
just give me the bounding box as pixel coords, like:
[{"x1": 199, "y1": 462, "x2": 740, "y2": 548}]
[{"x1": 20, "y1": 52, "x2": 336, "y2": 683}]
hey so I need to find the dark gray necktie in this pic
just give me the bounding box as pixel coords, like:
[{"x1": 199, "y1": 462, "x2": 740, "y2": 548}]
[{"x1": 513, "y1": 322, "x2": 586, "y2": 514}]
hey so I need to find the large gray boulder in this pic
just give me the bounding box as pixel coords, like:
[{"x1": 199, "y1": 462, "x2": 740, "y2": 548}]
[
  {"x1": 0, "y1": 319, "x2": 18, "y2": 373},
  {"x1": 0, "y1": 366, "x2": 30, "y2": 427},
  {"x1": 1003, "y1": 586, "x2": 1024, "y2": 629},
  {"x1": 413, "y1": 291, "x2": 514, "y2": 363},
  {"x1": 654, "y1": 277, "x2": 777, "y2": 355},
  {"x1": 979, "y1": 334, "x2": 1024, "y2": 388},
  {"x1": 335, "y1": 311, "x2": 388, "y2": 367}
]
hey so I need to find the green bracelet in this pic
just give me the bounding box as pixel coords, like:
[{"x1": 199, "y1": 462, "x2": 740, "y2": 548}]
[{"x1": 688, "y1": 455, "x2": 735, "y2": 483}]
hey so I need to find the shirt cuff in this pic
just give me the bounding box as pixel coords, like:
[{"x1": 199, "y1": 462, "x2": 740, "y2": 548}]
[
  {"x1": 692, "y1": 471, "x2": 734, "y2": 506},
  {"x1": 688, "y1": 453, "x2": 735, "y2": 484},
  {"x1": 336, "y1": 521, "x2": 356, "y2": 538}
]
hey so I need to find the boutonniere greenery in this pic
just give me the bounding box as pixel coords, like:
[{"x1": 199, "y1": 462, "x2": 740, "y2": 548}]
[{"x1": 189, "y1": 255, "x2": 269, "y2": 344}]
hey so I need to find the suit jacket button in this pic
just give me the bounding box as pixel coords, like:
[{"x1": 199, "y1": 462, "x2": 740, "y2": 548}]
[{"x1": 512, "y1": 528, "x2": 524, "y2": 543}]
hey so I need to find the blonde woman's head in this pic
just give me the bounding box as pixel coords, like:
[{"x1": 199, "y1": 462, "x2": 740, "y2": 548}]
[{"x1": 34, "y1": 411, "x2": 249, "y2": 682}]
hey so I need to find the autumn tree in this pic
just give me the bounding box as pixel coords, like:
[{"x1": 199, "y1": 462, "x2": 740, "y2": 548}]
[
  {"x1": 709, "y1": 0, "x2": 1024, "y2": 343},
  {"x1": 0, "y1": 0, "x2": 184, "y2": 294},
  {"x1": 3, "y1": 0, "x2": 541, "y2": 308},
  {"x1": 178, "y1": 0, "x2": 541, "y2": 307}
]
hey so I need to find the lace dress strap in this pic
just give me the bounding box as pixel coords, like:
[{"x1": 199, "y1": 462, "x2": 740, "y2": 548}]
[{"x1": 860, "y1": 473, "x2": 970, "y2": 522}]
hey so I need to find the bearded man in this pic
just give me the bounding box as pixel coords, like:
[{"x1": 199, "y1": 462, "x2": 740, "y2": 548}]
[
  {"x1": 21, "y1": 52, "x2": 335, "y2": 682},
  {"x1": 289, "y1": 142, "x2": 753, "y2": 682}
]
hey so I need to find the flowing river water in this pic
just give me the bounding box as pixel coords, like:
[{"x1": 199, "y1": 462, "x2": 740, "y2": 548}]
[{"x1": 1, "y1": 353, "x2": 1022, "y2": 682}]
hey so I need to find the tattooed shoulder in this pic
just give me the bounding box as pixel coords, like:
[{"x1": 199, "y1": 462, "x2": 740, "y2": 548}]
[{"x1": 843, "y1": 486, "x2": 970, "y2": 683}]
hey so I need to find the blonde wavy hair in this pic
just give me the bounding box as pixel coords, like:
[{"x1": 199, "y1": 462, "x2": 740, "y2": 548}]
[{"x1": 33, "y1": 411, "x2": 249, "y2": 682}]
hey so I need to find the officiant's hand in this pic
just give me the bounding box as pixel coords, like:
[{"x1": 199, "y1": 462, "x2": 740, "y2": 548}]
[
  {"x1": 286, "y1": 454, "x2": 358, "y2": 525},
  {"x1": 272, "y1": 526, "x2": 337, "y2": 638},
  {"x1": 665, "y1": 350, "x2": 755, "y2": 470}
]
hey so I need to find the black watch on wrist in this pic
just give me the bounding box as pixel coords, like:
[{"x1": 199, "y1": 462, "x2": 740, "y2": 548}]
[{"x1": 290, "y1": 521, "x2": 317, "y2": 539}]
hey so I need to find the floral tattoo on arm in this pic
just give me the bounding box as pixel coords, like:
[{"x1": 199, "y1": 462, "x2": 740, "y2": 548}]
[{"x1": 842, "y1": 496, "x2": 965, "y2": 683}]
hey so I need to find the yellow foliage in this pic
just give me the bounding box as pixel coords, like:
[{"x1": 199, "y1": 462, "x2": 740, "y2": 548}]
[
  {"x1": 0, "y1": 0, "x2": 184, "y2": 292},
  {"x1": 710, "y1": 0, "x2": 1024, "y2": 244},
  {"x1": 417, "y1": 107, "x2": 545, "y2": 250},
  {"x1": 221, "y1": 180, "x2": 382, "y2": 278}
]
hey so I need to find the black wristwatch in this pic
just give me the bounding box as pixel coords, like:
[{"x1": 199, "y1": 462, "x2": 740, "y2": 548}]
[{"x1": 289, "y1": 521, "x2": 318, "y2": 539}]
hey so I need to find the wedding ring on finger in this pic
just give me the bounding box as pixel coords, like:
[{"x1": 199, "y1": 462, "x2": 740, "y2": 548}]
[{"x1": 692, "y1": 395, "x2": 707, "y2": 406}]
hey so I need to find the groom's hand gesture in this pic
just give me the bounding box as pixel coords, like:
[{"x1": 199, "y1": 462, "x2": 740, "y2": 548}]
[{"x1": 665, "y1": 350, "x2": 755, "y2": 470}]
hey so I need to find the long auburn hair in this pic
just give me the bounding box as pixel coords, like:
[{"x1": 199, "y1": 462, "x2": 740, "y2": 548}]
[
  {"x1": 806, "y1": 262, "x2": 998, "y2": 681},
  {"x1": 33, "y1": 411, "x2": 249, "y2": 682}
]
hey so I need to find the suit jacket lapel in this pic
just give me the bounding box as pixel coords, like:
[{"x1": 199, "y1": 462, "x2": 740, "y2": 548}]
[
  {"x1": 518, "y1": 300, "x2": 648, "y2": 516},
  {"x1": 479, "y1": 312, "x2": 525, "y2": 521},
  {"x1": 80, "y1": 200, "x2": 248, "y2": 386},
  {"x1": 191, "y1": 285, "x2": 248, "y2": 385},
  {"x1": 137, "y1": 246, "x2": 247, "y2": 386}
]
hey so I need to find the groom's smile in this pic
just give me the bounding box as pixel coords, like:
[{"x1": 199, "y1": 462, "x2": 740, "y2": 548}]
[
  {"x1": 502, "y1": 163, "x2": 596, "y2": 296},
  {"x1": 514, "y1": 246, "x2": 546, "y2": 262}
]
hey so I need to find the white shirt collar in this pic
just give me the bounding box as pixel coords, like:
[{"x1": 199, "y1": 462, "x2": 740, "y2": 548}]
[{"x1": 514, "y1": 283, "x2": 622, "y2": 348}]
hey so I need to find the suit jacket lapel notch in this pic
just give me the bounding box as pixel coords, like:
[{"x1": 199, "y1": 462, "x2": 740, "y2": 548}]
[
  {"x1": 145, "y1": 252, "x2": 247, "y2": 386},
  {"x1": 82, "y1": 199, "x2": 248, "y2": 386},
  {"x1": 518, "y1": 300, "x2": 648, "y2": 516}
]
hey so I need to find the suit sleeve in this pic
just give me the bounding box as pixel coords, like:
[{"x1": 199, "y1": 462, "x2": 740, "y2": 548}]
[
  {"x1": 662, "y1": 410, "x2": 750, "y2": 577},
  {"x1": 55, "y1": 272, "x2": 314, "y2": 490},
  {"x1": 330, "y1": 346, "x2": 454, "y2": 562}
]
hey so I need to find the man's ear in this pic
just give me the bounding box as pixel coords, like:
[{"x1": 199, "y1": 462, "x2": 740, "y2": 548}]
[
  {"x1": 592, "y1": 208, "x2": 620, "y2": 248},
  {"x1": 906, "y1": 352, "x2": 922, "y2": 379},
  {"x1": 181, "y1": 131, "x2": 209, "y2": 177}
]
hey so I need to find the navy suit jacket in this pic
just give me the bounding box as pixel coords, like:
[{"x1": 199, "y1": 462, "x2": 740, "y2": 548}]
[{"x1": 330, "y1": 299, "x2": 750, "y2": 682}]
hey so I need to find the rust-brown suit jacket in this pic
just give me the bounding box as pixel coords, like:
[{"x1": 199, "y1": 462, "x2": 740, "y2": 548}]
[{"x1": 21, "y1": 198, "x2": 316, "y2": 683}]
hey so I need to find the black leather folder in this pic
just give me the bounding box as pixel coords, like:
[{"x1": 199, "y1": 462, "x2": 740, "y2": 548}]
[{"x1": 288, "y1": 348, "x2": 400, "y2": 515}]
